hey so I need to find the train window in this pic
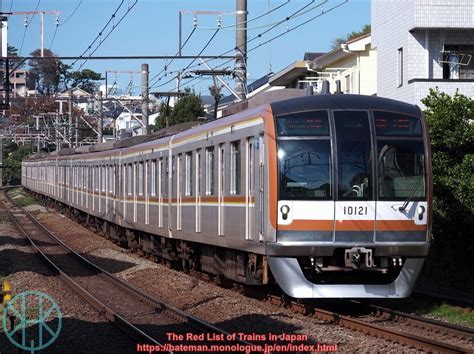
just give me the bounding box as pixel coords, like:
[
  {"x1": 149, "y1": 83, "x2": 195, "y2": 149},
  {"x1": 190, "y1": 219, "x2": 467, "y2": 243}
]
[
  {"x1": 334, "y1": 111, "x2": 372, "y2": 200},
  {"x1": 164, "y1": 157, "x2": 168, "y2": 197},
  {"x1": 205, "y1": 147, "x2": 214, "y2": 196},
  {"x1": 378, "y1": 140, "x2": 426, "y2": 200},
  {"x1": 127, "y1": 164, "x2": 133, "y2": 196},
  {"x1": 278, "y1": 139, "x2": 332, "y2": 200},
  {"x1": 276, "y1": 110, "x2": 329, "y2": 137},
  {"x1": 151, "y1": 160, "x2": 157, "y2": 197},
  {"x1": 230, "y1": 141, "x2": 241, "y2": 195},
  {"x1": 247, "y1": 139, "x2": 255, "y2": 193},
  {"x1": 185, "y1": 152, "x2": 192, "y2": 197},
  {"x1": 138, "y1": 161, "x2": 144, "y2": 196},
  {"x1": 373, "y1": 111, "x2": 422, "y2": 137}
]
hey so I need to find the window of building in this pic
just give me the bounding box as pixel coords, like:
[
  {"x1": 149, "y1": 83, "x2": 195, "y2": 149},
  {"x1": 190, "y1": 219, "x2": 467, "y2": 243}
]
[
  {"x1": 230, "y1": 141, "x2": 241, "y2": 195},
  {"x1": 205, "y1": 147, "x2": 214, "y2": 195},
  {"x1": 397, "y1": 47, "x2": 403, "y2": 87},
  {"x1": 441, "y1": 44, "x2": 474, "y2": 79}
]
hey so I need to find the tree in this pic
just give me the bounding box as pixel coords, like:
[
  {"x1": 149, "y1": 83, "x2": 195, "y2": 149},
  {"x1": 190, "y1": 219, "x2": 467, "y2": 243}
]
[
  {"x1": 155, "y1": 88, "x2": 204, "y2": 130},
  {"x1": 420, "y1": 88, "x2": 474, "y2": 287},
  {"x1": 330, "y1": 24, "x2": 371, "y2": 50},
  {"x1": 68, "y1": 68, "x2": 103, "y2": 93},
  {"x1": 3, "y1": 141, "x2": 31, "y2": 185},
  {"x1": 7, "y1": 45, "x2": 24, "y2": 69},
  {"x1": 28, "y1": 49, "x2": 62, "y2": 95}
]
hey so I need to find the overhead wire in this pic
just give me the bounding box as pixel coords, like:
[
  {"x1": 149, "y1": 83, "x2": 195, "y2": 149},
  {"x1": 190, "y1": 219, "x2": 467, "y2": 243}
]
[
  {"x1": 197, "y1": 0, "x2": 292, "y2": 30},
  {"x1": 19, "y1": 0, "x2": 41, "y2": 55},
  {"x1": 148, "y1": 27, "x2": 197, "y2": 86},
  {"x1": 78, "y1": 0, "x2": 138, "y2": 70},
  {"x1": 153, "y1": 0, "x2": 327, "y2": 91},
  {"x1": 60, "y1": 0, "x2": 83, "y2": 27},
  {"x1": 149, "y1": 28, "x2": 221, "y2": 90},
  {"x1": 72, "y1": 0, "x2": 126, "y2": 66},
  {"x1": 173, "y1": 0, "x2": 347, "y2": 96}
]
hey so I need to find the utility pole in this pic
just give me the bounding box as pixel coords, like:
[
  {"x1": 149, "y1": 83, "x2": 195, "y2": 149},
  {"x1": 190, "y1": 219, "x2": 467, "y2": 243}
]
[
  {"x1": 98, "y1": 91, "x2": 103, "y2": 143},
  {"x1": 68, "y1": 90, "x2": 73, "y2": 148},
  {"x1": 7, "y1": 11, "x2": 61, "y2": 57},
  {"x1": 141, "y1": 63, "x2": 149, "y2": 135},
  {"x1": 235, "y1": 0, "x2": 247, "y2": 101}
]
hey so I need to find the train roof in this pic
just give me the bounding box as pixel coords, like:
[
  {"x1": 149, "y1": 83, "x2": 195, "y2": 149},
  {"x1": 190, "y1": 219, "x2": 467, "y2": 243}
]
[
  {"x1": 270, "y1": 94, "x2": 421, "y2": 117},
  {"x1": 24, "y1": 94, "x2": 421, "y2": 162}
]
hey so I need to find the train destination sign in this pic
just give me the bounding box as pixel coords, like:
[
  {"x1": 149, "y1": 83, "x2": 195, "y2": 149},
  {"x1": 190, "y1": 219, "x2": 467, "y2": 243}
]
[
  {"x1": 374, "y1": 111, "x2": 422, "y2": 137},
  {"x1": 276, "y1": 111, "x2": 330, "y2": 136}
]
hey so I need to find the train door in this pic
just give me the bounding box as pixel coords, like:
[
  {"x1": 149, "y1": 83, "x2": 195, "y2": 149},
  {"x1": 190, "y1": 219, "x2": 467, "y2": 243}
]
[
  {"x1": 245, "y1": 137, "x2": 256, "y2": 240},
  {"x1": 195, "y1": 150, "x2": 202, "y2": 233},
  {"x1": 168, "y1": 156, "x2": 174, "y2": 237},
  {"x1": 158, "y1": 158, "x2": 163, "y2": 228},
  {"x1": 258, "y1": 134, "x2": 265, "y2": 240},
  {"x1": 133, "y1": 162, "x2": 138, "y2": 223},
  {"x1": 177, "y1": 154, "x2": 182, "y2": 231},
  {"x1": 218, "y1": 144, "x2": 225, "y2": 236}
]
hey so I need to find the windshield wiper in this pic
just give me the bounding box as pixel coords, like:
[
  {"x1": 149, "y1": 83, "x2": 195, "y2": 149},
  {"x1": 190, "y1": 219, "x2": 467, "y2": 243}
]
[{"x1": 399, "y1": 176, "x2": 424, "y2": 211}]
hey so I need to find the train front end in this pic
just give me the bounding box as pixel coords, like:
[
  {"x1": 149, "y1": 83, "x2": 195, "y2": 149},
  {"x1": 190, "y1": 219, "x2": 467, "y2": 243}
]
[{"x1": 265, "y1": 95, "x2": 432, "y2": 298}]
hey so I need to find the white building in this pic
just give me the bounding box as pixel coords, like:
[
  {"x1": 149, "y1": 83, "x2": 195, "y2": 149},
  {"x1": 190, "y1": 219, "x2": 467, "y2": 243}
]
[{"x1": 372, "y1": 0, "x2": 474, "y2": 105}]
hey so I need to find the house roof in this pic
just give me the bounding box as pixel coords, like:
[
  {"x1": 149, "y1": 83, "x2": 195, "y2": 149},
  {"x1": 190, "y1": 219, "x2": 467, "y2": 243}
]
[
  {"x1": 268, "y1": 61, "x2": 309, "y2": 86},
  {"x1": 303, "y1": 52, "x2": 325, "y2": 61}
]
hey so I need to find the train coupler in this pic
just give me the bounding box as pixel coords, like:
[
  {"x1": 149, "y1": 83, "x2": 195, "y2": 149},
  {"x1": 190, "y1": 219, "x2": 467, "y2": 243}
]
[{"x1": 344, "y1": 247, "x2": 374, "y2": 269}]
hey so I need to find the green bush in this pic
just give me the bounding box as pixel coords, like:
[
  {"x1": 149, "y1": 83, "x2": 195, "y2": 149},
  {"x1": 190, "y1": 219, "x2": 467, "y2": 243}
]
[{"x1": 421, "y1": 88, "x2": 474, "y2": 287}]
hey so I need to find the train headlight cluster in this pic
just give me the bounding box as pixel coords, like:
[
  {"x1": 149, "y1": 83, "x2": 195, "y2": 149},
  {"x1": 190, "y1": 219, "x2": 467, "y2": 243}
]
[{"x1": 280, "y1": 205, "x2": 290, "y2": 220}]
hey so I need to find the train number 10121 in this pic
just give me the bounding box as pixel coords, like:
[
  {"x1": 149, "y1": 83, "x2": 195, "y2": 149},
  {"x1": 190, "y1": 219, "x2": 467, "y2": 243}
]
[{"x1": 343, "y1": 206, "x2": 368, "y2": 215}]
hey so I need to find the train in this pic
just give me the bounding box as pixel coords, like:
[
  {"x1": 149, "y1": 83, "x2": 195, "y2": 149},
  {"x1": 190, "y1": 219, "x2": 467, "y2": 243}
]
[{"x1": 21, "y1": 94, "x2": 432, "y2": 298}]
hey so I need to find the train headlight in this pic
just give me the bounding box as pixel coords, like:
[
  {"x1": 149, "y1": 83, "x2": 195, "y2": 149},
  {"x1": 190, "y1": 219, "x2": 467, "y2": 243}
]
[
  {"x1": 417, "y1": 205, "x2": 426, "y2": 220},
  {"x1": 280, "y1": 205, "x2": 290, "y2": 220}
]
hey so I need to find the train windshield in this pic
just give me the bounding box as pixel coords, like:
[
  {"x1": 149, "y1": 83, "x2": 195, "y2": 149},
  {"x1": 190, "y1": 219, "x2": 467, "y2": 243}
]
[
  {"x1": 377, "y1": 141, "x2": 425, "y2": 200},
  {"x1": 278, "y1": 140, "x2": 332, "y2": 200},
  {"x1": 334, "y1": 111, "x2": 373, "y2": 200}
]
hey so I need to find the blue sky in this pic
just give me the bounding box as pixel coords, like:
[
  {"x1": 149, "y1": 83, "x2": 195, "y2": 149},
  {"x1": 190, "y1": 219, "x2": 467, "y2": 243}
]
[{"x1": 6, "y1": 0, "x2": 370, "y2": 96}]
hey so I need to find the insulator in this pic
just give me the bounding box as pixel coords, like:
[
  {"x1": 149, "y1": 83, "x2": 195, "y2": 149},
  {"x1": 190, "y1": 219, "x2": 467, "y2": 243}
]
[
  {"x1": 24, "y1": 17, "x2": 29, "y2": 27},
  {"x1": 193, "y1": 16, "x2": 198, "y2": 28},
  {"x1": 55, "y1": 16, "x2": 60, "y2": 26},
  {"x1": 217, "y1": 16, "x2": 222, "y2": 28}
]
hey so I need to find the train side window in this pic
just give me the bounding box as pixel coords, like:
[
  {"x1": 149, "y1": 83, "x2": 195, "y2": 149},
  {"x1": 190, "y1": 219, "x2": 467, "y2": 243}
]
[
  {"x1": 247, "y1": 138, "x2": 255, "y2": 193},
  {"x1": 205, "y1": 147, "x2": 214, "y2": 196},
  {"x1": 230, "y1": 141, "x2": 241, "y2": 195},
  {"x1": 185, "y1": 152, "x2": 192, "y2": 197},
  {"x1": 164, "y1": 157, "x2": 168, "y2": 197},
  {"x1": 127, "y1": 164, "x2": 133, "y2": 196},
  {"x1": 151, "y1": 160, "x2": 157, "y2": 197},
  {"x1": 138, "y1": 161, "x2": 144, "y2": 196}
]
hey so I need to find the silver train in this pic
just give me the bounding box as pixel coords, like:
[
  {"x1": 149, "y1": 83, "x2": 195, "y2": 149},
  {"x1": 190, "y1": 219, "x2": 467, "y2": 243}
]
[{"x1": 22, "y1": 95, "x2": 432, "y2": 298}]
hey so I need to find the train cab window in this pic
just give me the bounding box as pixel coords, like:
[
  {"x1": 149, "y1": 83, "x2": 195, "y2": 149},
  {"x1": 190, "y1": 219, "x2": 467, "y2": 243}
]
[
  {"x1": 278, "y1": 140, "x2": 332, "y2": 200},
  {"x1": 230, "y1": 141, "x2": 241, "y2": 195},
  {"x1": 205, "y1": 147, "x2": 214, "y2": 196},
  {"x1": 334, "y1": 111, "x2": 372, "y2": 200},
  {"x1": 185, "y1": 152, "x2": 193, "y2": 197}
]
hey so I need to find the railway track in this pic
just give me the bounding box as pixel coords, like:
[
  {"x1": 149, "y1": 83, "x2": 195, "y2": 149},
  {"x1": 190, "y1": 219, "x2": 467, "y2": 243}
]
[
  {"x1": 3, "y1": 190, "x2": 253, "y2": 352},
  {"x1": 9, "y1": 188, "x2": 474, "y2": 353}
]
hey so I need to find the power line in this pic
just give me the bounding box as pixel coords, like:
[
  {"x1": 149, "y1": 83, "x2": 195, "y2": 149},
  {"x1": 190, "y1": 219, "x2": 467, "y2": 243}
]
[
  {"x1": 77, "y1": 0, "x2": 138, "y2": 70},
  {"x1": 150, "y1": 28, "x2": 221, "y2": 90},
  {"x1": 196, "y1": 0, "x2": 291, "y2": 30},
  {"x1": 148, "y1": 27, "x2": 197, "y2": 86},
  {"x1": 172, "y1": 0, "x2": 347, "y2": 96},
  {"x1": 151, "y1": 0, "x2": 326, "y2": 91},
  {"x1": 72, "y1": 0, "x2": 126, "y2": 66},
  {"x1": 60, "y1": 0, "x2": 82, "y2": 27},
  {"x1": 78, "y1": 0, "x2": 138, "y2": 70}
]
